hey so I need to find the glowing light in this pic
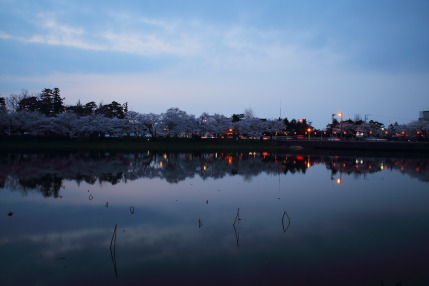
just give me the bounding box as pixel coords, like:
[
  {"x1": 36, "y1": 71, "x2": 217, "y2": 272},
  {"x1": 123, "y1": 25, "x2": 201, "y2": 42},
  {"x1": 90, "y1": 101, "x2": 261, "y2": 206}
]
[
  {"x1": 203, "y1": 165, "x2": 207, "y2": 171},
  {"x1": 336, "y1": 178, "x2": 342, "y2": 184},
  {"x1": 159, "y1": 161, "x2": 163, "y2": 167}
]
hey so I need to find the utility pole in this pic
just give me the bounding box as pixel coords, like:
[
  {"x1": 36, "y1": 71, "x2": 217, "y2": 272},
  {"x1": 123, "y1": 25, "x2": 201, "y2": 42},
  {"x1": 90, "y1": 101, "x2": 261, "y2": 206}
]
[{"x1": 364, "y1": 114, "x2": 370, "y2": 123}]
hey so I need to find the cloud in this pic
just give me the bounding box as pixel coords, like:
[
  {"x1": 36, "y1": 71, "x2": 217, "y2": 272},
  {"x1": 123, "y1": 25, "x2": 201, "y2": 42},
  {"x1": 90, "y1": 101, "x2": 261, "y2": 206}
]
[
  {"x1": 0, "y1": 18, "x2": 103, "y2": 51},
  {"x1": 1, "y1": 8, "x2": 340, "y2": 74}
]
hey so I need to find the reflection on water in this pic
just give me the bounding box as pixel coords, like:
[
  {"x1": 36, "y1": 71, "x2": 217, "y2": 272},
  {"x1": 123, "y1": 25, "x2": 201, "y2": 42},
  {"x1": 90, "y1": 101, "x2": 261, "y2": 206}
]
[
  {"x1": 0, "y1": 151, "x2": 429, "y2": 285},
  {"x1": 1, "y1": 151, "x2": 428, "y2": 197}
]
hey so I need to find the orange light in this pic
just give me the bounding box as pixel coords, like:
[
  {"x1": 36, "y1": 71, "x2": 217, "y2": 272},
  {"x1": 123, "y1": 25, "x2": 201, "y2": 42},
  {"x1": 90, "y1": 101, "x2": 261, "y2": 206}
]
[{"x1": 336, "y1": 178, "x2": 342, "y2": 184}]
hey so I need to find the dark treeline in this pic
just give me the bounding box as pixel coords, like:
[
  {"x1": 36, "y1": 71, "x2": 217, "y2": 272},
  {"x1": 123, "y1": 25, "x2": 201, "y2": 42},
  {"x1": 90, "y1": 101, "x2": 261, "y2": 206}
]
[
  {"x1": 10, "y1": 88, "x2": 127, "y2": 118},
  {"x1": 1, "y1": 88, "x2": 428, "y2": 140}
]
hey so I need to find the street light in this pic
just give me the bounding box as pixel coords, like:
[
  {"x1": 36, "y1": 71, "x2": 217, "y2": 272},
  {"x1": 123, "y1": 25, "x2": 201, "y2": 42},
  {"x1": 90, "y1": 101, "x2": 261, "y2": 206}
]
[
  {"x1": 338, "y1": 113, "x2": 343, "y2": 138},
  {"x1": 307, "y1": 128, "x2": 312, "y2": 141}
]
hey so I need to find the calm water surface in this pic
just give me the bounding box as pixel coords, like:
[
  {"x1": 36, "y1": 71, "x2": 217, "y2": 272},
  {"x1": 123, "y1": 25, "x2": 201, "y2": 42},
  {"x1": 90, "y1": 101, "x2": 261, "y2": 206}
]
[{"x1": 0, "y1": 152, "x2": 428, "y2": 286}]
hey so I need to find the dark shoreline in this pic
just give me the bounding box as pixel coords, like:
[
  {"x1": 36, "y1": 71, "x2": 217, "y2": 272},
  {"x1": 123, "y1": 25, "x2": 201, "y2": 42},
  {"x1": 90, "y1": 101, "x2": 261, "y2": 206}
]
[{"x1": 0, "y1": 137, "x2": 428, "y2": 155}]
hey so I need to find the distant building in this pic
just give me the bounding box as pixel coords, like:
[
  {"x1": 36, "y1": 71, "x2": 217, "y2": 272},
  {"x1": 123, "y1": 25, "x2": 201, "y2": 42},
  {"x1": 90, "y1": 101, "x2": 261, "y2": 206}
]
[{"x1": 419, "y1": 111, "x2": 429, "y2": 121}]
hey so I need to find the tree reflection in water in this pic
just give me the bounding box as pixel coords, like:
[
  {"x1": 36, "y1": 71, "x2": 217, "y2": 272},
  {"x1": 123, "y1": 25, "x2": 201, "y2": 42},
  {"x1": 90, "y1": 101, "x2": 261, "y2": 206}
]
[{"x1": 0, "y1": 151, "x2": 428, "y2": 197}]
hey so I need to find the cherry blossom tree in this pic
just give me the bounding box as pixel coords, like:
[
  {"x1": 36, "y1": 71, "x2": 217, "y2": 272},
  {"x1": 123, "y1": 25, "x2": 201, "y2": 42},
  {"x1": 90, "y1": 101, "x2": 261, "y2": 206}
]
[
  {"x1": 160, "y1": 108, "x2": 195, "y2": 137},
  {"x1": 264, "y1": 119, "x2": 286, "y2": 136},
  {"x1": 140, "y1": 113, "x2": 161, "y2": 138},
  {"x1": 197, "y1": 113, "x2": 230, "y2": 138}
]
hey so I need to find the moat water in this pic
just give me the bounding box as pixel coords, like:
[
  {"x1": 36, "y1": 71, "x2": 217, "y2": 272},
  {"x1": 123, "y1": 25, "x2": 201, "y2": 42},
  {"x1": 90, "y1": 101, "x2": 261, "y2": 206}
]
[{"x1": 0, "y1": 151, "x2": 428, "y2": 285}]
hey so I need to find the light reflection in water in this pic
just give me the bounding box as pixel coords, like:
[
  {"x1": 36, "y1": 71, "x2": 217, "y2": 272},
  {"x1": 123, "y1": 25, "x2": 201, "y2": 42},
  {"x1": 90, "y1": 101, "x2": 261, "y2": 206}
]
[{"x1": 0, "y1": 151, "x2": 428, "y2": 285}]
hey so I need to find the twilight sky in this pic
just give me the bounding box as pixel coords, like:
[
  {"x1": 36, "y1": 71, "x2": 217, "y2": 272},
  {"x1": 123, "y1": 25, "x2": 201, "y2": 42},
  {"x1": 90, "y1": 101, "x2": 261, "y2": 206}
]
[{"x1": 1, "y1": 0, "x2": 428, "y2": 128}]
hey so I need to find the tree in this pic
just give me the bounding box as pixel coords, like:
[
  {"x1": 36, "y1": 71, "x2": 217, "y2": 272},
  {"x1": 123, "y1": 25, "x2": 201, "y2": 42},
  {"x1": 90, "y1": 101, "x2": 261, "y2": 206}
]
[
  {"x1": 52, "y1": 88, "x2": 65, "y2": 115},
  {"x1": 231, "y1": 114, "x2": 241, "y2": 122},
  {"x1": 285, "y1": 118, "x2": 311, "y2": 134},
  {"x1": 7, "y1": 90, "x2": 28, "y2": 112},
  {"x1": 244, "y1": 108, "x2": 254, "y2": 119},
  {"x1": 326, "y1": 118, "x2": 339, "y2": 136},
  {"x1": 17, "y1": 96, "x2": 40, "y2": 113},
  {"x1": 140, "y1": 113, "x2": 161, "y2": 138},
  {"x1": 197, "y1": 113, "x2": 231, "y2": 138},
  {"x1": 96, "y1": 101, "x2": 126, "y2": 119},
  {"x1": 283, "y1": 117, "x2": 289, "y2": 127},
  {"x1": 238, "y1": 117, "x2": 265, "y2": 138},
  {"x1": 84, "y1": 101, "x2": 97, "y2": 116},
  {"x1": 0, "y1": 97, "x2": 6, "y2": 112},
  {"x1": 125, "y1": 111, "x2": 143, "y2": 136},
  {"x1": 160, "y1": 108, "x2": 195, "y2": 137},
  {"x1": 39, "y1": 88, "x2": 53, "y2": 116},
  {"x1": 265, "y1": 119, "x2": 286, "y2": 136}
]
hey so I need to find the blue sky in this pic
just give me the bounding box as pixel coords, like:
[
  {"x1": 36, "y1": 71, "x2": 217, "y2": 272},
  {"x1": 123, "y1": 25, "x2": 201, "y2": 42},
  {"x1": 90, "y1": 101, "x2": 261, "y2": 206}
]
[{"x1": 1, "y1": 0, "x2": 428, "y2": 128}]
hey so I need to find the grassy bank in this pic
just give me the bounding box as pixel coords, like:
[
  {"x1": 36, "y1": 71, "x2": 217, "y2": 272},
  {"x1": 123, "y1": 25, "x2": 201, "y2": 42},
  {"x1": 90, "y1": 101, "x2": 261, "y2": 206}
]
[
  {"x1": 0, "y1": 137, "x2": 284, "y2": 152},
  {"x1": 1, "y1": 137, "x2": 428, "y2": 153}
]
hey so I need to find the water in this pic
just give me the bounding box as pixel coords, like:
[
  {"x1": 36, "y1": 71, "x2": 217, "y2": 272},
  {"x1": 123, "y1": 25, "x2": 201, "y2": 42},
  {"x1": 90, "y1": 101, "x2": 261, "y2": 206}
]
[{"x1": 0, "y1": 151, "x2": 428, "y2": 285}]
